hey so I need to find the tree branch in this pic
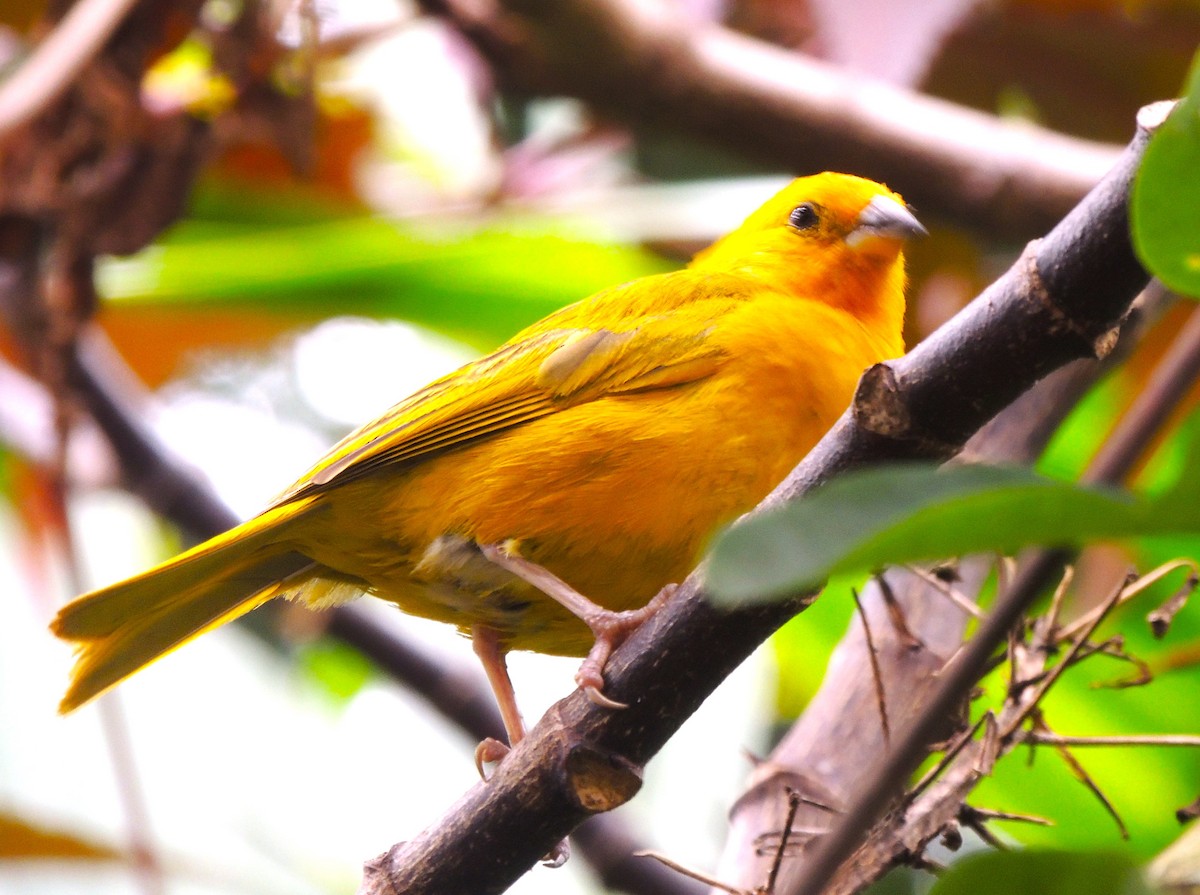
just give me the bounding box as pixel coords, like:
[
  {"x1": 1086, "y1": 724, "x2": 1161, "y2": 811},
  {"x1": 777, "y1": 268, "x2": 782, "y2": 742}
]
[
  {"x1": 424, "y1": 0, "x2": 1121, "y2": 240},
  {"x1": 359, "y1": 106, "x2": 1156, "y2": 895},
  {"x1": 709, "y1": 283, "x2": 1171, "y2": 894}
]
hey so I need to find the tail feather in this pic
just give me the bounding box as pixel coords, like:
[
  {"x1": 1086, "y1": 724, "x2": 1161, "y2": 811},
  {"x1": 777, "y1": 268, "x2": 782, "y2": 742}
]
[{"x1": 52, "y1": 500, "x2": 319, "y2": 713}]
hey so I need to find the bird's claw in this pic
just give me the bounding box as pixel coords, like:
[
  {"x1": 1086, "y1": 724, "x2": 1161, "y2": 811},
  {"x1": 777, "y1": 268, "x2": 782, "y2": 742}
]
[
  {"x1": 542, "y1": 838, "x2": 570, "y2": 867},
  {"x1": 583, "y1": 684, "x2": 628, "y2": 710},
  {"x1": 474, "y1": 736, "x2": 510, "y2": 779}
]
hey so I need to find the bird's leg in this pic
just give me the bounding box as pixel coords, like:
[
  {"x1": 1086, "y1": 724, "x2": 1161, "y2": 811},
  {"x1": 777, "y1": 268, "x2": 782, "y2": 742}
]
[
  {"x1": 480, "y1": 542, "x2": 675, "y2": 709},
  {"x1": 471, "y1": 624, "x2": 525, "y2": 775},
  {"x1": 471, "y1": 624, "x2": 571, "y2": 868}
]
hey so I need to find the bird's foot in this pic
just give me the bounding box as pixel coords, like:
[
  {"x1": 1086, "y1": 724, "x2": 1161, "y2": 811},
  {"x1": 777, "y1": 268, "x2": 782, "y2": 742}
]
[
  {"x1": 543, "y1": 838, "x2": 570, "y2": 868},
  {"x1": 574, "y1": 584, "x2": 677, "y2": 708},
  {"x1": 480, "y1": 542, "x2": 678, "y2": 708},
  {"x1": 473, "y1": 736, "x2": 511, "y2": 779},
  {"x1": 473, "y1": 733, "x2": 569, "y2": 867}
]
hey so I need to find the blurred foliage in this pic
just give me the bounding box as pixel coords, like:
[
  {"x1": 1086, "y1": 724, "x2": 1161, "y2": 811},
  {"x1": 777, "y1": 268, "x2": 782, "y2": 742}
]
[
  {"x1": 297, "y1": 639, "x2": 377, "y2": 703},
  {"x1": 97, "y1": 180, "x2": 671, "y2": 387},
  {"x1": 927, "y1": 849, "x2": 1149, "y2": 895}
]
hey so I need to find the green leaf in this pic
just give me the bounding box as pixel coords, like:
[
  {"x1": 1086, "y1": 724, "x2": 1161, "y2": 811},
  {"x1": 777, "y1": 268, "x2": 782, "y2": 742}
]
[
  {"x1": 706, "y1": 462, "x2": 1200, "y2": 605},
  {"x1": 928, "y1": 850, "x2": 1148, "y2": 895},
  {"x1": 1132, "y1": 50, "x2": 1200, "y2": 298}
]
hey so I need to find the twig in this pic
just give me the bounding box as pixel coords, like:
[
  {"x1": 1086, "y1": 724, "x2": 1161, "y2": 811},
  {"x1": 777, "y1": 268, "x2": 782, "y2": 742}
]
[
  {"x1": 1176, "y1": 797, "x2": 1200, "y2": 823},
  {"x1": 93, "y1": 695, "x2": 166, "y2": 895},
  {"x1": 1085, "y1": 638, "x2": 1153, "y2": 690},
  {"x1": 1036, "y1": 714, "x2": 1129, "y2": 839},
  {"x1": 44, "y1": 342, "x2": 164, "y2": 895},
  {"x1": 962, "y1": 806, "x2": 1054, "y2": 826},
  {"x1": 873, "y1": 575, "x2": 923, "y2": 650},
  {"x1": 1042, "y1": 565, "x2": 1075, "y2": 640},
  {"x1": 903, "y1": 565, "x2": 986, "y2": 619},
  {"x1": 959, "y1": 812, "x2": 1007, "y2": 851},
  {"x1": 633, "y1": 852, "x2": 745, "y2": 895},
  {"x1": 766, "y1": 790, "x2": 804, "y2": 895},
  {"x1": 1148, "y1": 570, "x2": 1200, "y2": 639},
  {"x1": 1001, "y1": 573, "x2": 1133, "y2": 739},
  {"x1": 1007, "y1": 620, "x2": 1024, "y2": 700},
  {"x1": 852, "y1": 588, "x2": 891, "y2": 743},
  {"x1": 1058, "y1": 559, "x2": 1199, "y2": 643},
  {"x1": 905, "y1": 713, "x2": 991, "y2": 804}
]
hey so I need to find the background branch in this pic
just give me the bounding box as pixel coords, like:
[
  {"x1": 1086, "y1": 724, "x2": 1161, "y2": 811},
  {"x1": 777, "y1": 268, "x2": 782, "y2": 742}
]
[
  {"x1": 423, "y1": 0, "x2": 1121, "y2": 240},
  {"x1": 0, "y1": 0, "x2": 141, "y2": 135}
]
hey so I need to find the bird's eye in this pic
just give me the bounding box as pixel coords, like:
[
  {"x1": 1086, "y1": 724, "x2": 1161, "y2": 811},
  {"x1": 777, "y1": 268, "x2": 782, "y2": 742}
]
[{"x1": 789, "y1": 203, "x2": 818, "y2": 230}]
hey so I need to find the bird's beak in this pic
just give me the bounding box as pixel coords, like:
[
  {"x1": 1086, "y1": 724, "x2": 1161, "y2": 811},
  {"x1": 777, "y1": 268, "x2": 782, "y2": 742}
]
[{"x1": 847, "y1": 195, "x2": 928, "y2": 247}]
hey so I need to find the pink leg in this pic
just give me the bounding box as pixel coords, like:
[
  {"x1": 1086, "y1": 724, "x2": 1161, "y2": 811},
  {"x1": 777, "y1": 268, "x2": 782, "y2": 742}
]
[
  {"x1": 471, "y1": 625, "x2": 525, "y2": 775},
  {"x1": 471, "y1": 624, "x2": 571, "y2": 867},
  {"x1": 480, "y1": 542, "x2": 675, "y2": 708}
]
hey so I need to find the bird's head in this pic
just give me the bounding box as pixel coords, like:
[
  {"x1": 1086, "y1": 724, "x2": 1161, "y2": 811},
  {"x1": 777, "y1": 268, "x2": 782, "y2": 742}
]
[{"x1": 690, "y1": 172, "x2": 925, "y2": 333}]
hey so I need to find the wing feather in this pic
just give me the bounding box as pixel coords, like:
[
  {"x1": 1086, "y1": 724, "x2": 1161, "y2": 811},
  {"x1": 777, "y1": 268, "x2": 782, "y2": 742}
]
[{"x1": 280, "y1": 273, "x2": 742, "y2": 500}]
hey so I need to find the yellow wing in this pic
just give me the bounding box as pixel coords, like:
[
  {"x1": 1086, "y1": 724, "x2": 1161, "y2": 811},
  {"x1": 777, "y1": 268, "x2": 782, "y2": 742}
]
[{"x1": 279, "y1": 271, "x2": 747, "y2": 501}]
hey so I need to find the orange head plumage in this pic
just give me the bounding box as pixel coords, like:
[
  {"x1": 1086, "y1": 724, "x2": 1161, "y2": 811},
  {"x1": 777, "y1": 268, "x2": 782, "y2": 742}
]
[{"x1": 690, "y1": 172, "x2": 923, "y2": 332}]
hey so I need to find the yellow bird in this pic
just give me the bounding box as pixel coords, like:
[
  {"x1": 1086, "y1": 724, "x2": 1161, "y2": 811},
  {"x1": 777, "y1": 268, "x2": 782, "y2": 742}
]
[{"x1": 53, "y1": 172, "x2": 922, "y2": 756}]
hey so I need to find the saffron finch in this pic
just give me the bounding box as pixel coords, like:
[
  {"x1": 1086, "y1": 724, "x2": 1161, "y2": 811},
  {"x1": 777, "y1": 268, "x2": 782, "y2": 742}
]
[{"x1": 52, "y1": 172, "x2": 924, "y2": 755}]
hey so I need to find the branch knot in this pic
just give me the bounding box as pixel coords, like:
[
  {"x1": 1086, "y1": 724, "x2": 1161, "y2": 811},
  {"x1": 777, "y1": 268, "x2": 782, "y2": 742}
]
[
  {"x1": 1025, "y1": 240, "x2": 1121, "y2": 359},
  {"x1": 852, "y1": 363, "x2": 960, "y2": 456},
  {"x1": 563, "y1": 743, "x2": 642, "y2": 813}
]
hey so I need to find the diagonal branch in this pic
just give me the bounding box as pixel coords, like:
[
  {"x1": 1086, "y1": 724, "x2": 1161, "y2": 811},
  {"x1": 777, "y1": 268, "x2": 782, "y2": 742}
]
[{"x1": 360, "y1": 104, "x2": 1158, "y2": 895}]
